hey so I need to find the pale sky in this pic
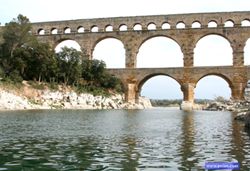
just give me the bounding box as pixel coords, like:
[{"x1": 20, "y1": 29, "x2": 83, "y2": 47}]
[{"x1": 1, "y1": 0, "x2": 250, "y2": 100}]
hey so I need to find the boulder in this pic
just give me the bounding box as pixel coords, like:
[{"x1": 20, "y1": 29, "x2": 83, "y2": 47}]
[
  {"x1": 234, "y1": 112, "x2": 247, "y2": 121},
  {"x1": 245, "y1": 113, "x2": 250, "y2": 129}
]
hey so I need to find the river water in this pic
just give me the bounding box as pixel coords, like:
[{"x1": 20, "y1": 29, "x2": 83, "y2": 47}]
[{"x1": 0, "y1": 108, "x2": 249, "y2": 171}]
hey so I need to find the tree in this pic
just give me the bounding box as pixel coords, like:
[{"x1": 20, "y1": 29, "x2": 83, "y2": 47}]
[
  {"x1": 0, "y1": 14, "x2": 123, "y2": 94},
  {"x1": 0, "y1": 14, "x2": 36, "y2": 77},
  {"x1": 25, "y1": 42, "x2": 58, "y2": 82},
  {"x1": 56, "y1": 47, "x2": 83, "y2": 85},
  {"x1": 81, "y1": 59, "x2": 106, "y2": 83},
  {"x1": 81, "y1": 59, "x2": 123, "y2": 92}
]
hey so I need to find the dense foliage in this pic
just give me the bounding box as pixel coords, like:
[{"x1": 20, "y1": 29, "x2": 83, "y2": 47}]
[{"x1": 0, "y1": 14, "x2": 123, "y2": 95}]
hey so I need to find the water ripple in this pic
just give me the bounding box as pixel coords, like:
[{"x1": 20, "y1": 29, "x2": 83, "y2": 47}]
[{"x1": 0, "y1": 109, "x2": 249, "y2": 170}]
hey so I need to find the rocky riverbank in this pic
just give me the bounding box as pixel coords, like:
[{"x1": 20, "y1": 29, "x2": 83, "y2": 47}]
[
  {"x1": 203, "y1": 100, "x2": 250, "y2": 130},
  {"x1": 0, "y1": 82, "x2": 152, "y2": 110},
  {"x1": 204, "y1": 100, "x2": 249, "y2": 112}
]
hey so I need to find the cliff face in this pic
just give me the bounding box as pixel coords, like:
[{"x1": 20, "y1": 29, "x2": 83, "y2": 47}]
[{"x1": 0, "y1": 83, "x2": 152, "y2": 110}]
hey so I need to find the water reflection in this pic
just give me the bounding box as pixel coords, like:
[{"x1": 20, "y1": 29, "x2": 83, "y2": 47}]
[
  {"x1": 0, "y1": 109, "x2": 249, "y2": 170},
  {"x1": 178, "y1": 111, "x2": 198, "y2": 170},
  {"x1": 231, "y1": 113, "x2": 250, "y2": 170}
]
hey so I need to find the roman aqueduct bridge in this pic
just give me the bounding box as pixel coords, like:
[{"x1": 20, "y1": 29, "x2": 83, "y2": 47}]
[{"x1": 9, "y1": 11, "x2": 250, "y2": 109}]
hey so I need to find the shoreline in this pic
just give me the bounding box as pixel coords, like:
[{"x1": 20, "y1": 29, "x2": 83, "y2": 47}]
[{"x1": 0, "y1": 83, "x2": 152, "y2": 110}]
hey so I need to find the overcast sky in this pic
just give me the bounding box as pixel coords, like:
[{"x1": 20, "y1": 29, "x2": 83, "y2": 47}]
[
  {"x1": 1, "y1": 0, "x2": 250, "y2": 24},
  {"x1": 1, "y1": 0, "x2": 250, "y2": 100}
]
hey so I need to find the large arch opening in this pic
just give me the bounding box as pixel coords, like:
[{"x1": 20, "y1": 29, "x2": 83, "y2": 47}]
[
  {"x1": 55, "y1": 40, "x2": 81, "y2": 53},
  {"x1": 137, "y1": 36, "x2": 183, "y2": 68},
  {"x1": 92, "y1": 38, "x2": 125, "y2": 68},
  {"x1": 194, "y1": 35, "x2": 233, "y2": 66},
  {"x1": 140, "y1": 75, "x2": 183, "y2": 106},
  {"x1": 195, "y1": 75, "x2": 231, "y2": 100},
  {"x1": 244, "y1": 38, "x2": 250, "y2": 65}
]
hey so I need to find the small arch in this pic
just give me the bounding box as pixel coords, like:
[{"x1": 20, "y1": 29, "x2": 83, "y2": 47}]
[
  {"x1": 77, "y1": 26, "x2": 84, "y2": 33},
  {"x1": 91, "y1": 25, "x2": 99, "y2": 32},
  {"x1": 208, "y1": 21, "x2": 218, "y2": 28},
  {"x1": 139, "y1": 74, "x2": 183, "y2": 100},
  {"x1": 192, "y1": 21, "x2": 201, "y2": 28},
  {"x1": 38, "y1": 29, "x2": 45, "y2": 35},
  {"x1": 105, "y1": 25, "x2": 113, "y2": 32},
  {"x1": 51, "y1": 28, "x2": 58, "y2": 34},
  {"x1": 161, "y1": 22, "x2": 171, "y2": 29},
  {"x1": 133, "y1": 23, "x2": 142, "y2": 31},
  {"x1": 195, "y1": 74, "x2": 232, "y2": 100},
  {"x1": 176, "y1": 22, "x2": 185, "y2": 29},
  {"x1": 119, "y1": 24, "x2": 128, "y2": 31},
  {"x1": 241, "y1": 19, "x2": 250, "y2": 27},
  {"x1": 147, "y1": 23, "x2": 156, "y2": 30},
  {"x1": 224, "y1": 20, "x2": 234, "y2": 27},
  {"x1": 64, "y1": 27, "x2": 71, "y2": 34}
]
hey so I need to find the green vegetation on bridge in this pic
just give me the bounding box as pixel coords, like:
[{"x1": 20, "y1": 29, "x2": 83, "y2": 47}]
[{"x1": 0, "y1": 14, "x2": 123, "y2": 96}]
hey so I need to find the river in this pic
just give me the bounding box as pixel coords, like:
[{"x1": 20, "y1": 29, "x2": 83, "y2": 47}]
[{"x1": 0, "y1": 108, "x2": 249, "y2": 170}]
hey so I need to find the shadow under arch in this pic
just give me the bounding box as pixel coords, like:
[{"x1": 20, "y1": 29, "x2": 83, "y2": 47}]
[
  {"x1": 92, "y1": 37, "x2": 126, "y2": 68},
  {"x1": 138, "y1": 73, "x2": 183, "y2": 99},
  {"x1": 195, "y1": 73, "x2": 233, "y2": 99}
]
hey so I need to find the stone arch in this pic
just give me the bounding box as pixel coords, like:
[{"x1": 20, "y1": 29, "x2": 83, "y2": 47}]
[
  {"x1": 54, "y1": 39, "x2": 82, "y2": 52},
  {"x1": 77, "y1": 26, "x2": 84, "y2": 33},
  {"x1": 224, "y1": 20, "x2": 234, "y2": 27},
  {"x1": 138, "y1": 73, "x2": 183, "y2": 99},
  {"x1": 119, "y1": 24, "x2": 128, "y2": 31},
  {"x1": 105, "y1": 25, "x2": 113, "y2": 32},
  {"x1": 138, "y1": 35, "x2": 182, "y2": 53},
  {"x1": 38, "y1": 28, "x2": 45, "y2": 35},
  {"x1": 196, "y1": 73, "x2": 233, "y2": 88},
  {"x1": 92, "y1": 36, "x2": 125, "y2": 53},
  {"x1": 161, "y1": 22, "x2": 171, "y2": 29},
  {"x1": 195, "y1": 73, "x2": 232, "y2": 99},
  {"x1": 92, "y1": 37, "x2": 126, "y2": 68},
  {"x1": 51, "y1": 28, "x2": 58, "y2": 34},
  {"x1": 241, "y1": 19, "x2": 250, "y2": 27},
  {"x1": 176, "y1": 21, "x2": 185, "y2": 29},
  {"x1": 91, "y1": 25, "x2": 98, "y2": 32},
  {"x1": 147, "y1": 22, "x2": 156, "y2": 30},
  {"x1": 192, "y1": 21, "x2": 201, "y2": 28},
  {"x1": 194, "y1": 34, "x2": 233, "y2": 66},
  {"x1": 208, "y1": 20, "x2": 218, "y2": 28},
  {"x1": 195, "y1": 33, "x2": 232, "y2": 46},
  {"x1": 137, "y1": 35, "x2": 183, "y2": 68},
  {"x1": 133, "y1": 23, "x2": 142, "y2": 31},
  {"x1": 64, "y1": 27, "x2": 71, "y2": 34}
]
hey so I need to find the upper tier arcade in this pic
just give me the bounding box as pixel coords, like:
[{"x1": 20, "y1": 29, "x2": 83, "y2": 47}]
[
  {"x1": 30, "y1": 11, "x2": 250, "y2": 68},
  {"x1": 31, "y1": 11, "x2": 250, "y2": 34}
]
